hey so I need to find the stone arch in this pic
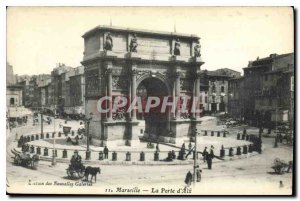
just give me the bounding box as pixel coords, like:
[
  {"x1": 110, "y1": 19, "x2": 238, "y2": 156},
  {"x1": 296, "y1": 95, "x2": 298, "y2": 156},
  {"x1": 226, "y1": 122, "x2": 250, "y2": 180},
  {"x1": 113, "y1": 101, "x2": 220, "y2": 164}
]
[{"x1": 136, "y1": 72, "x2": 171, "y2": 96}]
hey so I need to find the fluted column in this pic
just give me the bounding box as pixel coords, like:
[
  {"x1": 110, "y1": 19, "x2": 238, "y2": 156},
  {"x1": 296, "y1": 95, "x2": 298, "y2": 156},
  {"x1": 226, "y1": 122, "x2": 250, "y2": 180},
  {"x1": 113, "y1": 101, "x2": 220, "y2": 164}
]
[
  {"x1": 175, "y1": 71, "x2": 181, "y2": 119},
  {"x1": 106, "y1": 68, "x2": 113, "y2": 121},
  {"x1": 131, "y1": 68, "x2": 137, "y2": 120},
  {"x1": 195, "y1": 72, "x2": 201, "y2": 119}
]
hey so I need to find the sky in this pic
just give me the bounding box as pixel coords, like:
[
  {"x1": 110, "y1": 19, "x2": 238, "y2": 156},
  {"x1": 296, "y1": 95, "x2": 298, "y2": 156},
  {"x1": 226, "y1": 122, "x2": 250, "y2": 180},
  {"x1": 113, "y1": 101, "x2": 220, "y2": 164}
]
[{"x1": 7, "y1": 7, "x2": 294, "y2": 75}]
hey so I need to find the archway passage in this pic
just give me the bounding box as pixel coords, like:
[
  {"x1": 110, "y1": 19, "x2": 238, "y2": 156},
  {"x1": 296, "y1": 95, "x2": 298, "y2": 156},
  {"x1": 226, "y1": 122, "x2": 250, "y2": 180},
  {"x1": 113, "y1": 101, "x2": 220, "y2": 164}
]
[{"x1": 136, "y1": 77, "x2": 169, "y2": 138}]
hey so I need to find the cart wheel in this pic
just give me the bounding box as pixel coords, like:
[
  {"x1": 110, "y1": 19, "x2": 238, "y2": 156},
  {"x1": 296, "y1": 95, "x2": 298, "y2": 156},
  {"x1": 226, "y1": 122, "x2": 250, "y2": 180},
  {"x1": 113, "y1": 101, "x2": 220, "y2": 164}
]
[
  {"x1": 275, "y1": 167, "x2": 280, "y2": 174},
  {"x1": 67, "y1": 169, "x2": 72, "y2": 177},
  {"x1": 78, "y1": 170, "x2": 85, "y2": 178},
  {"x1": 274, "y1": 158, "x2": 281, "y2": 164}
]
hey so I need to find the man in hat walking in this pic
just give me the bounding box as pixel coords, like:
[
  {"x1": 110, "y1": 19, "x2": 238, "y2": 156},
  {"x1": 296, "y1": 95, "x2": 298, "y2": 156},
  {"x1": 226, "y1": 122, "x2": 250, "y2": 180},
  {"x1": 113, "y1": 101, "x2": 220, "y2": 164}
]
[{"x1": 184, "y1": 171, "x2": 193, "y2": 186}]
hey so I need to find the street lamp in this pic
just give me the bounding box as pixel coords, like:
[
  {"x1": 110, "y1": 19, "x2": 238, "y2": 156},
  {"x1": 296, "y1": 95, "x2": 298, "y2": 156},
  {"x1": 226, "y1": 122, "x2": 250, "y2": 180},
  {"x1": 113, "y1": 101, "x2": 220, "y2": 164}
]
[
  {"x1": 85, "y1": 112, "x2": 94, "y2": 160},
  {"x1": 51, "y1": 105, "x2": 57, "y2": 166},
  {"x1": 193, "y1": 128, "x2": 199, "y2": 187}
]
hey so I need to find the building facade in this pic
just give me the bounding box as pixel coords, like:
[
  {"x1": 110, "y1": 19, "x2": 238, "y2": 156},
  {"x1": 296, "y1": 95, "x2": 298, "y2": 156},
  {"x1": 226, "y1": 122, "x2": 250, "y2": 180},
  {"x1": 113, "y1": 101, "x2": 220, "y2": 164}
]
[
  {"x1": 64, "y1": 66, "x2": 85, "y2": 118},
  {"x1": 82, "y1": 25, "x2": 204, "y2": 146},
  {"x1": 228, "y1": 53, "x2": 294, "y2": 128},
  {"x1": 200, "y1": 68, "x2": 241, "y2": 114},
  {"x1": 228, "y1": 77, "x2": 244, "y2": 120}
]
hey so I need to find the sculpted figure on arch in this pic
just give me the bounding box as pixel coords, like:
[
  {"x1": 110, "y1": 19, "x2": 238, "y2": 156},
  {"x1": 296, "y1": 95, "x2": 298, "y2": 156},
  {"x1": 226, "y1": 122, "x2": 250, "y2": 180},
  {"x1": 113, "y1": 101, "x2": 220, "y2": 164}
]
[
  {"x1": 129, "y1": 33, "x2": 138, "y2": 53},
  {"x1": 104, "y1": 32, "x2": 113, "y2": 51}
]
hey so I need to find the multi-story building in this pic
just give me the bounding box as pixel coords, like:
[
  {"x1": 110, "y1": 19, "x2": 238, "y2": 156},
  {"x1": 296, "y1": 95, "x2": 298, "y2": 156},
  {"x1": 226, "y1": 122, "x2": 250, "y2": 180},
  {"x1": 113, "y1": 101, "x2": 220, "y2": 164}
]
[
  {"x1": 6, "y1": 62, "x2": 17, "y2": 85},
  {"x1": 228, "y1": 53, "x2": 294, "y2": 127},
  {"x1": 17, "y1": 74, "x2": 51, "y2": 108},
  {"x1": 6, "y1": 63, "x2": 31, "y2": 125},
  {"x1": 39, "y1": 78, "x2": 52, "y2": 107},
  {"x1": 62, "y1": 66, "x2": 85, "y2": 118},
  {"x1": 68, "y1": 66, "x2": 85, "y2": 117},
  {"x1": 200, "y1": 68, "x2": 241, "y2": 114},
  {"x1": 228, "y1": 77, "x2": 244, "y2": 120},
  {"x1": 51, "y1": 63, "x2": 73, "y2": 115}
]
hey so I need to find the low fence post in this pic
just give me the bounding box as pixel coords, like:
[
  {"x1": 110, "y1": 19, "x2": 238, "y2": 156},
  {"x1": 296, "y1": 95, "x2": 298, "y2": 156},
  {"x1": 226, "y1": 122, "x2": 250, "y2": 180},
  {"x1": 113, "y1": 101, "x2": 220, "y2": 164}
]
[
  {"x1": 248, "y1": 144, "x2": 253, "y2": 153},
  {"x1": 154, "y1": 151, "x2": 159, "y2": 161},
  {"x1": 140, "y1": 152, "x2": 145, "y2": 161},
  {"x1": 58, "y1": 132, "x2": 62, "y2": 138},
  {"x1": 217, "y1": 131, "x2": 220, "y2": 137},
  {"x1": 211, "y1": 131, "x2": 214, "y2": 136},
  {"x1": 204, "y1": 131, "x2": 207, "y2": 136},
  {"x1": 243, "y1": 145, "x2": 248, "y2": 154},
  {"x1": 220, "y1": 145, "x2": 225, "y2": 158},
  {"x1": 126, "y1": 152, "x2": 131, "y2": 161},
  {"x1": 237, "y1": 133, "x2": 241, "y2": 140},
  {"x1": 236, "y1": 146, "x2": 241, "y2": 155},
  {"x1": 44, "y1": 147, "x2": 48, "y2": 156},
  {"x1": 229, "y1": 147, "x2": 233, "y2": 157},
  {"x1": 46, "y1": 133, "x2": 49, "y2": 139},
  {"x1": 99, "y1": 151, "x2": 104, "y2": 160},
  {"x1": 41, "y1": 133, "x2": 44, "y2": 139},
  {"x1": 242, "y1": 134, "x2": 246, "y2": 140},
  {"x1": 37, "y1": 147, "x2": 41, "y2": 155},
  {"x1": 63, "y1": 149, "x2": 68, "y2": 158},
  {"x1": 30, "y1": 145, "x2": 35, "y2": 153},
  {"x1": 31, "y1": 135, "x2": 35, "y2": 141},
  {"x1": 36, "y1": 134, "x2": 39, "y2": 140},
  {"x1": 223, "y1": 131, "x2": 226, "y2": 137},
  {"x1": 112, "y1": 152, "x2": 117, "y2": 161}
]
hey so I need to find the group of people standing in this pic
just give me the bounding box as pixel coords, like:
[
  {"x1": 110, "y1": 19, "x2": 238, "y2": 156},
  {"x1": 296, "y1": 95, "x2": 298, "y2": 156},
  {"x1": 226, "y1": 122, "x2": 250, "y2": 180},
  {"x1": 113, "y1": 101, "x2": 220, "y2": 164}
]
[
  {"x1": 202, "y1": 145, "x2": 215, "y2": 170},
  {"x1": 184, "y1": 144, "x2": 215, "y2": 187}
]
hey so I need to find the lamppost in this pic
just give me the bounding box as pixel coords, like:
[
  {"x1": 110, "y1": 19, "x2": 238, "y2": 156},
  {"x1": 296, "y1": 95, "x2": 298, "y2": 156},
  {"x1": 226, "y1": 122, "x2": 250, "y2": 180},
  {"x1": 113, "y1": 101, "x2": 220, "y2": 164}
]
[
  {"x1": 85, "y1": 112, "x2": 94, "y2": 160},
  {"x1": 51, "y1": 105, "x2": 57, "y2": 166},
  {"x1": 193, "y1": 128, "x2": 199, "y2": 187},
  {"x1": 41, "y1": 105, "x2": 44, "y2": 135}
]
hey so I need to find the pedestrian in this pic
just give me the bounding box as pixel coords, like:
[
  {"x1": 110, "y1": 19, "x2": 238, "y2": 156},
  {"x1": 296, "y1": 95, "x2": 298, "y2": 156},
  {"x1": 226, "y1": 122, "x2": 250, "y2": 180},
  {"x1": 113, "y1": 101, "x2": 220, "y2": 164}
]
[
  {"x1": 279, "y1": 181, "x2": 284, "y2": 188},
  {"x1": 210, "y1": 145, "x2": 215, "y2": 156},
  {"x1": 196, "y1": 167, "x2": 202, "y2": 182},
  {"x1": 206, "y1": 153, "x2": 213, "y2": 169},
  {"x1": 286, "y1": 161, "x2": 293, "y2": 173},
  {"x1": 279, "y1": 133, "x2": 283, "y2": 143},
  {"x1": 243, "y1": 128, "x2": 247, "y2": 135},
  {"x1": 171, "y1": 150, "x2": 176, "y2": 159},
  {"x1": 202, "y1": 146, "x2": 208, "y2": 162},
  {"x1": 103, "y1": 146, "x2": 109, "y2": 159},
  {"x1": 188, "y1": 142, "x2": 192, "y2": 151},
  {"x1": 156, "y1": 143, "x2": 160, "y2": 152},
  {"x1": 184, "y1": 171, "x2": 193, "y2": 186}
]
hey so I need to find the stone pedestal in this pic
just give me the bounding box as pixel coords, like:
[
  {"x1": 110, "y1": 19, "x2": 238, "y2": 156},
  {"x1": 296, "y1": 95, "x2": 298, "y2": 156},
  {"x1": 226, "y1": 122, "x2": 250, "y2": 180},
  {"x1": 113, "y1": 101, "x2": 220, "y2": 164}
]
[{"x1": 101, "y1": 120, "x2": 140, "y2": 147}]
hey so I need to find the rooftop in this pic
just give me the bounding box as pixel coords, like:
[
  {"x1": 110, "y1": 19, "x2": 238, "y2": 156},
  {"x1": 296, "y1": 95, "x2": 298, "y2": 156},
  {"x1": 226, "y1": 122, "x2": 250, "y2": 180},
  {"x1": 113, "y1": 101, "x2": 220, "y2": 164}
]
[{"x1": 82, "y1": 25, "x2": 200, "y2": 40}]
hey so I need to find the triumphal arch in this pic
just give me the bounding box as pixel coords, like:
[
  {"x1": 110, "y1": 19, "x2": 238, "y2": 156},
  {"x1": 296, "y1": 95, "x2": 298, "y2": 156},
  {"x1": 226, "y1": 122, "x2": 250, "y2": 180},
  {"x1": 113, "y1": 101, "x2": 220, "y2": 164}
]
[{"x1": 81, "y1": 25, "x2": 204, "y2": 147}]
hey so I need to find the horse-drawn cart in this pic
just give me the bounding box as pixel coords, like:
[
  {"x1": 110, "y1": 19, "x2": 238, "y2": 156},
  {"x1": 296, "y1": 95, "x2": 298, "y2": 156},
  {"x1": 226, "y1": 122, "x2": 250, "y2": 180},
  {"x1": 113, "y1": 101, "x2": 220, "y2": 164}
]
[
  {"x1": 66, "y1": 164, "x2": 85, "y2": 179},
  {"x1": 11, "y1": 149, "x2": 40, "y2": 170},
  {"x1": 272, "y1": 158, "x2": 292, "y2": 174}
]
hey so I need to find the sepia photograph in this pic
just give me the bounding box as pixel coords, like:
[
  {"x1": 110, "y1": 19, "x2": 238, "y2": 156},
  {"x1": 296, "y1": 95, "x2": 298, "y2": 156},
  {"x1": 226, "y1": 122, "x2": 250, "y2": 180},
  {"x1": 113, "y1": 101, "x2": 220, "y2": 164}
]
[{"x1": 5, "y1": 6, "x2": 294, "y2": 195}]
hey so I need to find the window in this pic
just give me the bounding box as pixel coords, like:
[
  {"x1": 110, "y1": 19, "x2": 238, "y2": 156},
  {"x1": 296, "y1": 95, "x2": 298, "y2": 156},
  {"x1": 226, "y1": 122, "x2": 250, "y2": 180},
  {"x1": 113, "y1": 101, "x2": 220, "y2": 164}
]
[
  {"x1": 264, "y1": 75, "x2": 268, "y2": 81},
  {"x1": 221, "y1": 86, "x2": 225, "y2": 93},
  {"x1": 10, "y1": 98, "x2": 15, "y2": 106}
]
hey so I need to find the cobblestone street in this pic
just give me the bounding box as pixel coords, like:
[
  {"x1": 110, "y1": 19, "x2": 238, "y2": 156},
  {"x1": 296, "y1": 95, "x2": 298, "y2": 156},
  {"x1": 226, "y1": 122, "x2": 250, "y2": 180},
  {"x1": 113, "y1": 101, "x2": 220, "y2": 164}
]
[{"x1": 6, "y1": 116, "x2": 293, "y2": 195}]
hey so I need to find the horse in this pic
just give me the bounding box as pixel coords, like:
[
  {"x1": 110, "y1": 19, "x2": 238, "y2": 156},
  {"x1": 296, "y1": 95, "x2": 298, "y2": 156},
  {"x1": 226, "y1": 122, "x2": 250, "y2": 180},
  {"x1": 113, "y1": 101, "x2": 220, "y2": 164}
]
[{"x1": 84, "y1": 166, "x2": 101, "y2": 183}]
